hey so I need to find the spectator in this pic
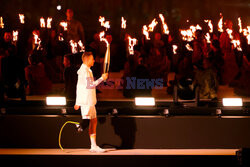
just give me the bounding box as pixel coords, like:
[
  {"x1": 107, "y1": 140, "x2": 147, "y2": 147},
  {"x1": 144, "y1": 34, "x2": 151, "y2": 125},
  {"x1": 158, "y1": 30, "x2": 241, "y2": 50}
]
[
  {"x1": 63, "y1": 54, "x2": 78, "y2": 99},
  {"x1": 25, "y1": 54, "x2": 52, "y2": 95}
]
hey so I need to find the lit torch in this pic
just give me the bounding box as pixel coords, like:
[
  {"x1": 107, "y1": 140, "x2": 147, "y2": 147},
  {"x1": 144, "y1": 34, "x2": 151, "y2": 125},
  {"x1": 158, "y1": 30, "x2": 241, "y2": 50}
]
[
  {"x1": 238, "y1": 17, "x2": 242, "y2": 34},
  {"x1": 40, "y1": 17, "x2": 46, "y2": 28},
  {"x1": 69, "y1": 40, "x2": 78, "y2": 54},
  {"x1": 159, "y1": 14, "x2": 169, "y2": 35},
  {"x1": 148, "y1": 18, "x2": 158, "y2": 32},
  {"x1": 0, "y1": 17, "x2": 4, "y2": 28},
  {"x1": 58, "y1": 33, "x2": 64, "y2": 41},
  {"x1": 243, "y1": 26, "x2": 250, "y2": 45},
  {"x1": 33, "y1": 32, "x2": 41, "y2": 50},
  {"x1": 78, "y1": 40, "x2": 85, "y2": 52},
  {"x1": 172, "y1": 45, "x2": 178, "y2": 55},
  {"x1": 12, "y1": 30, "x2": 18, "y2": 42},
  {"x1": 99, "y1": 16, "x2": 110, "y2": 31},
  {"x1": 226, "y1": 28, "x2": 233, "y2": 40},
  {"x1": 218, "y1": 13, "x2": 223, "y2": 32},
  {"x1": 47, "y1": 17, "x2": 52, "y2": 29},
  {"x1": 185, "y1": 44, "x2": 193, "y2": 51},
  {"x1": 143, "y1": 25, "x2": 150, "y2": 40},
  {"x1": 121, "y1": 17, "x2": 126, "y2": 29},
  {"x1": 204, "y1": 20, "x2": 213, "y2": 33},
  {"x1": 128, "y1": 36, "x2": 137, "y2": 55},
  {"x1": 60, "y1": 21, "x2": 67, "y2": 31},
  {"x1": 19, "y1": 14, "x2": 25, "y2": 24},
  {"x1": 99, "y1": 31, "x2": 110, "y2": 75},
  {"x1": 231, "y1": 40, "x2": 242, "y2": 51},
  {"x1": 205, "y1": 33, "x2": 211, "y2": 43}
]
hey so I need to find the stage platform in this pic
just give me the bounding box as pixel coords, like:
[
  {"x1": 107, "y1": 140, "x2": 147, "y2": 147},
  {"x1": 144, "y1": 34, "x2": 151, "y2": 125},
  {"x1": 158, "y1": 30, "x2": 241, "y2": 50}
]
[{"x1": 0, "y1": 149, "x2": 240, "y2": 167}]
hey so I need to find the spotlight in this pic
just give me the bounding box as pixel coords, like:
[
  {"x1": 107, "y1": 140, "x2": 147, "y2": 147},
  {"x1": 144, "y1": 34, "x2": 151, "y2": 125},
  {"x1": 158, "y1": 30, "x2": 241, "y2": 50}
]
[
  {"x1": 163, "y1": 109, "x2": 169, "y2": 117},
  {"x1": 57, "y1": 5, "x2": 62, "y2": 11},
  {"x1": 135, "y1": 97, "x2": 155, "y2": 106},
  {"x1": 46, "y1": 97, "x2": 66, "y2": 106},
  {"x1": 222, "y1": 98, "x2": 243, "y2": 107},
  {"x1": 216, "y1": 108, "x2": 222, "y2": 117}
]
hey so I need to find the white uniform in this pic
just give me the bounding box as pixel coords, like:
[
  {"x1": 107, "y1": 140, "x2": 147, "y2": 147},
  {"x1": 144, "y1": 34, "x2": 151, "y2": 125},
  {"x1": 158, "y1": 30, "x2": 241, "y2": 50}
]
[{"x1": 75, "y1": 64, "x2": 103, "y2": 119}]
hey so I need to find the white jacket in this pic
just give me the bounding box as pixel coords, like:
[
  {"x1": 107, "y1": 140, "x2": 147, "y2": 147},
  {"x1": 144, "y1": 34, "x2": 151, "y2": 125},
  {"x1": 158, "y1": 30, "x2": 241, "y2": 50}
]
[{"x1": 75, "y1": 64, "x2": 103, "y2": 106}]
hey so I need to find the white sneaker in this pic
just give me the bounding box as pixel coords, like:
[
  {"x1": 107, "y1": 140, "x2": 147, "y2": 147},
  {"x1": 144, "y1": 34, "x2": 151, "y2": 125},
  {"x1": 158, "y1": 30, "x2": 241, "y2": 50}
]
[{"x1": 89, "y1": 146, "x2": 106, "y2": 153}]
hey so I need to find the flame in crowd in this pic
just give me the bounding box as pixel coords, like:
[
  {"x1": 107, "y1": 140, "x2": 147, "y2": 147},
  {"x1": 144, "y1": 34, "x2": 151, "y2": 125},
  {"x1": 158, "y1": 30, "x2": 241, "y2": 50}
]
[
  {"x1": 180, "y1": 25, "x2": 201, "y2": 42},
  {"x1": 47, "y1": 17, "x2": 52, "y2": 29},
  {"x1": 99, "y1": 16, "x2": 110, "y2": 31},
  {"x1": 99, "y1": 31, "x2": 109, "y2": 47},
  {"x1": 143, "y1": 25, "x2": 150, "y2": 40},
  {"x1": 78, "y1": 40, "x2": 85, "y2": 52},
  {"x1": 148, "y1": 18, "x2": 158, "y2": 32},
  {"x1": 231, "y1": 40, "x2": 242, "y2": 51},
  {"x1": 185, "y1": 44, "x2": 193, "y2": 51},
  {"x1": 128, "y1": 36, "x2": 137, "y2": 55},
  {"x1": 238, "y1": 17, "x2": 243, "y2": 33},
  {"x1": 60, "y1": 21, "x2": 67, "y2": 31},
  {"x1": 204, "y1": 20, "x2": 213, "y2": 33},
  {"x1": 205, "y1": 33, "x2": 211, "y2": 43},
  {"x1": 172, "y1": 45, "x2": 178, "y2": 54},
  {"x1": 40, "y1": 17, "x2": 46, "y2": 28},
  {"x1": 218, "y1": 13, "x2": 223, "y2": 32},
  {"x1": 58, "y1": 33, "x2": 64, "y2": 41},
  {"x1": 243, "y1": 26, "x2": 250, "y2": 45},
  {"x1": 33, "y1": 32, "x2": 41, "y2": 46},
  {"x1": 19, "y1": 14, "x2": 25, "y2": 24},
  {"x1": 69, "y1": 40, "x2": 78, "y2": 54},
  {"x1": 0, "y1": 17, "x2": 4, "y2": 28},
  {"x1": 12, "y1": 30, "x2": 18, "y2": 42},
  {"x1": 121, "y1": 17, "x2": 126, "y2": 29},
  {"x1": 226, "y1": 28, "x2": 233, "y2": 40},
  {"x1": 159, "y1": 14, "x2": 169, "y2": 35}
]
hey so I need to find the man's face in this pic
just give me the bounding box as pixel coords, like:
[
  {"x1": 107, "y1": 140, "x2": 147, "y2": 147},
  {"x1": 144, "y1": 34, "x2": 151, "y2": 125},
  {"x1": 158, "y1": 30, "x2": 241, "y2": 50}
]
[{"x1": 87, "y1": 55, "x2": 95, "y2": 67}]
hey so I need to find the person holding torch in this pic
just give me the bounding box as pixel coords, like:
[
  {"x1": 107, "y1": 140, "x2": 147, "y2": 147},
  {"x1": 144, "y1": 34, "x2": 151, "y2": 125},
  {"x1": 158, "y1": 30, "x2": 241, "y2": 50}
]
[{"x1": 74, "y1": 52, "x2": 108, "y2": 153}]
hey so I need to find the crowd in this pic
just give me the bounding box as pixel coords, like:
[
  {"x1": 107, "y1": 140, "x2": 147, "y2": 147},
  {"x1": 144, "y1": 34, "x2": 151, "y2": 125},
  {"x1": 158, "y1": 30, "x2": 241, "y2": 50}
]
[{"x1": 0, "y1": 9, "x2": 249, "y2": 107}]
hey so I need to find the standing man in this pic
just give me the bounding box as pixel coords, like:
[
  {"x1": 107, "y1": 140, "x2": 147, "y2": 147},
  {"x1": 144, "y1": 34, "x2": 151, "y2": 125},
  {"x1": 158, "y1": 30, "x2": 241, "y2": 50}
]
[
  {"x1": 74, "y1": 52, "x2": 108, "y2": 153},
  {"x1": 66, "y1": 9, "x2": 85, "y2": 44}
]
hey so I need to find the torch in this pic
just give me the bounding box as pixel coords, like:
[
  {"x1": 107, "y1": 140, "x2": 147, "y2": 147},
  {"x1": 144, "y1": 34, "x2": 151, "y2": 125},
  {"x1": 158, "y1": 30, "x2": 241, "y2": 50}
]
[
  {"x1": 47, "y1": 17, "x2": 52, "y2": 29},
  {"x1": 128, "y1": 36, "x2": 137, "y2": 55},
  {"x1": 0, "y1": 17, "x2": 4, "y2": 28},
  {"x1": 99, "y1": 31, "x2": 110, "y2": 78},
  {"x1": 40, "y1": 17, "x2": 46, "y2": 28},
  {"x1": 12, "y1": 30, "x2": 18, "y2": 45},
  {"x1": 19, "y1": 14, "x2": 25, "y2": 24}
]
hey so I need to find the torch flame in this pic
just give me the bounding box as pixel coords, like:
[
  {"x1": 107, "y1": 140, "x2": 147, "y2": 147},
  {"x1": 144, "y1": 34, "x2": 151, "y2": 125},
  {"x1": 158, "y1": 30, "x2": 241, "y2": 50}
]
[
  {"x1": 47, "y1": 17, "x2": 52, "y2": 29},
  {"x1": 148, "y1": 18, "x2": 158, "y2": 32},
  {"x1": 99, "y1": 16, "x2": 110, "y2": 31},
  {"x1": 58, "y1": 33, "x2": 64, "y2": 41},
  {"x1": 218, "y1": 13, "x2": 223, "y2": 32},
  {"x1": 205, "y1": 33, "x2": 211, "y2": 43},
  {"x1": 128, "y1": 36, "x2": 137, "y2": 55},
  {"x1": 143, "y1": 25, "x2": 150, "y2": 40},
  {"x1": 226, "y1": 28, "x2": 233, "y2": 40},
  {"x1": 69, "y1": 40, "x2": 78, "y2": 54},
  {"x1": 159, "y1": 14, "x2": 169, "y2": 35},
  {"x1": 78, "y1": 40, "x2": 85, "y2": 52},
  {"x1": 231, "y1": 40, "x2": 242, "y2": 51},
  {"x1": 13, "y1": 30, "x2": 18, "y2": 42},
  {"x1": 172, "y1": 45, "x2": 178, "y2": 54},
  {"x1": 40, "y1": 17, "x2": 46, "y2": 28},
  {"x1": 180, "y1": 25, "x2": 201, "y2": 42},
  {"x1": 99, "y1": 31, "x2": 109, "y2": 47},
  {"x1": 242, "y1": 26, "x2": 250, "y2": 45},
  {"x1": 204, "y1": 20, "x2": 213, "y2": 33},
  {"x1": 19, "y1": 14, "x2": 25, "y2": 24},
  {"x1": 185, "y1": 44, "x2": 193, "y2": 51},
  {"x1": 60, "y1": 21, "x2": 67, "y2": 31},
  {"x1": 121, "y1": 17, "x2": 126, "y2": 29},
  {"x1": 33, "y1": 32, "x2": 41, "y2": 47},
  {"x1": 238, "y1": 17, "x2": 242, "y2": 34},
  {"x1": 0, "y1": 17, "x2": 4, "y2": 28}
]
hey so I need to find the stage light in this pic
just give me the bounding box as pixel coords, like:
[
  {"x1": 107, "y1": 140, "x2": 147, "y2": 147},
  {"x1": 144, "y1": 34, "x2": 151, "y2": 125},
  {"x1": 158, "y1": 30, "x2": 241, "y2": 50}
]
[
  {"x1": 135, "y1": 97, "x2": 155, "y2": 106},
  {"x1": 163, "y1": 109, "x2": 169, "y2": 117},
  {"x1": 57, "y1": 5, "x2": 62, "y2": 11},
  {"x1": 222, "y1": 98, "x2": 243, "y2": 107},
  {"x1": 46, "y1": 97, "x2": 66, "y2": 106}
]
